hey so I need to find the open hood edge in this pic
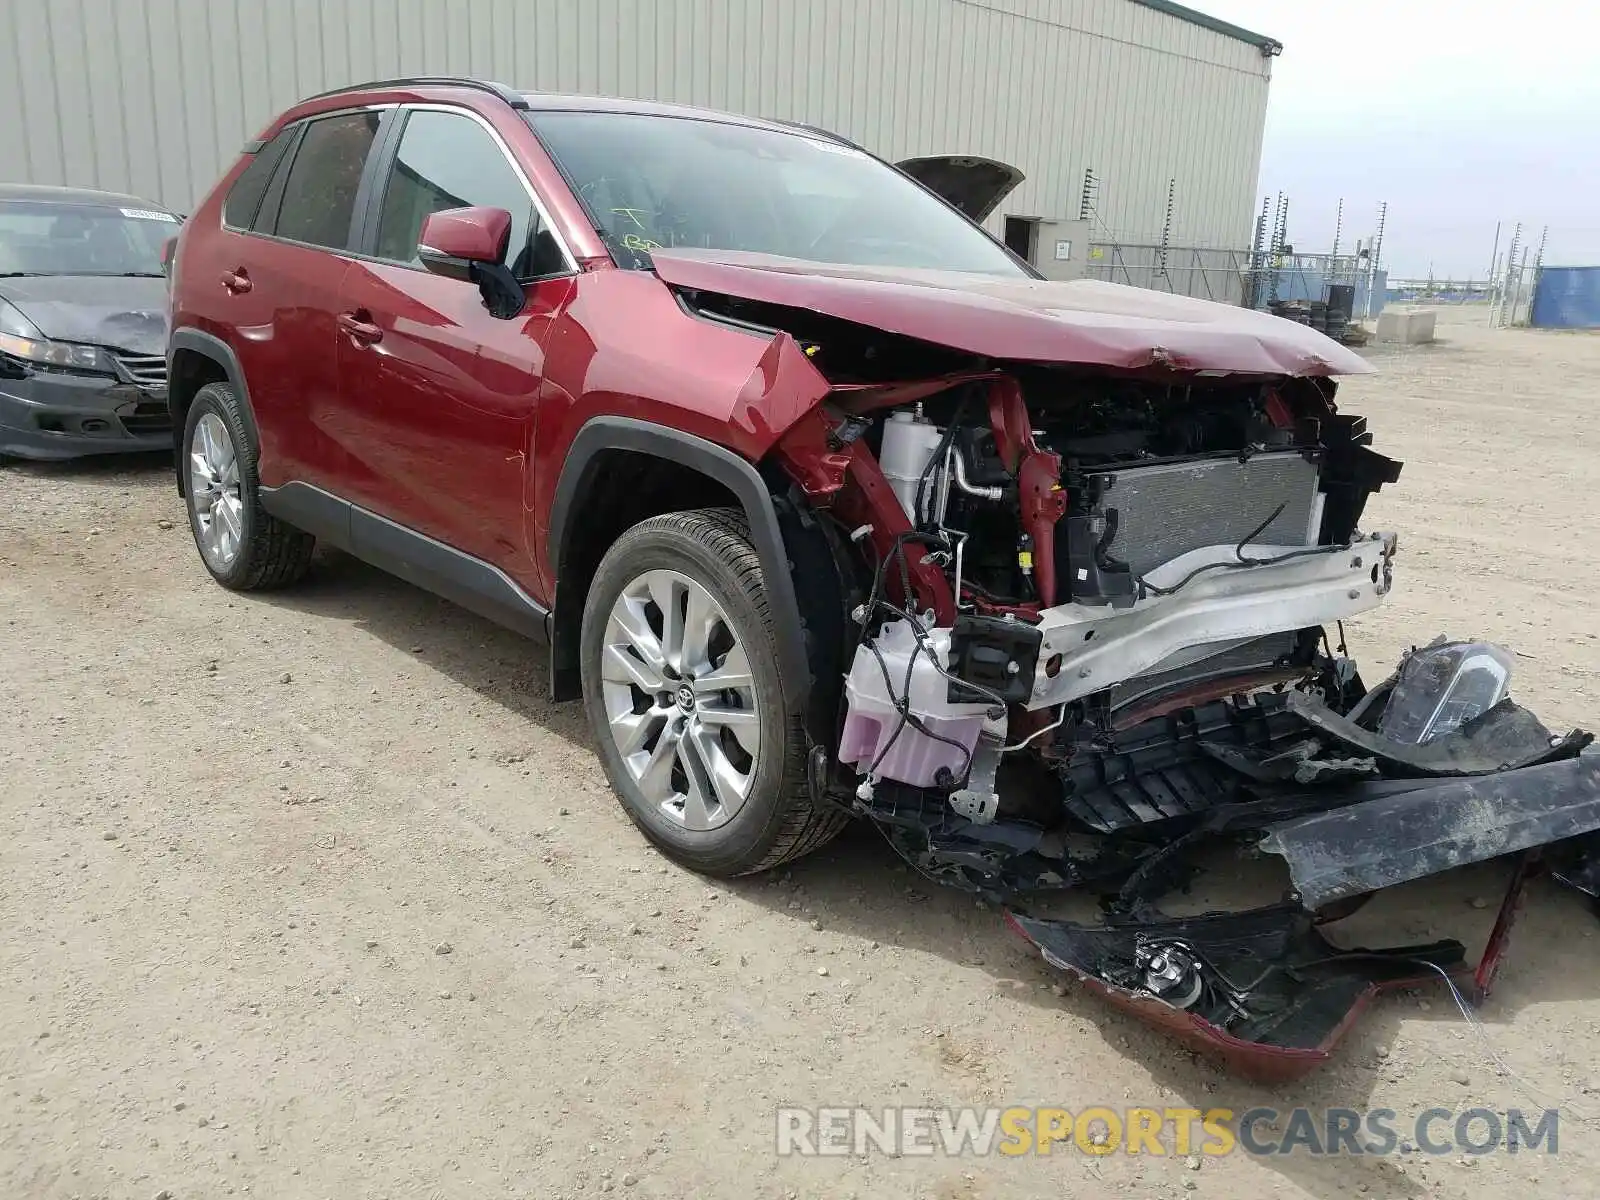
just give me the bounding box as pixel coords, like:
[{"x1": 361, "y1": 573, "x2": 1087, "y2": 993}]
[{"x1": 895, "y1": 155, "x2": 1026, "y2": 223}]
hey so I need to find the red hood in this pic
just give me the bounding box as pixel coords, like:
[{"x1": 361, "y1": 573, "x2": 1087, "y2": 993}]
[{"x1": 650, "y1": 249, "x2": 1374, "y2": 377}]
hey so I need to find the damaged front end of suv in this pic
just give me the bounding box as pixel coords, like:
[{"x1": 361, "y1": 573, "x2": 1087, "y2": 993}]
[{"x1": 655, "y1": 251, "x2": 1600, "y2": 1080}]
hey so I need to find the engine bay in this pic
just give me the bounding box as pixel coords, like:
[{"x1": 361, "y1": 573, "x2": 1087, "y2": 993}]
[
  {"x1": 819, "y1": 369, "x2": 1406, "y2": 798},
  {"x1": 759, "y1": 349, "x2": 1600, "y2": 1079}
]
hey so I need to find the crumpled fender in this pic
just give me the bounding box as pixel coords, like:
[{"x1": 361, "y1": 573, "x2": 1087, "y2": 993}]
[{"x1": 725, "y1": 329, "x2": 833, "y2": 451}]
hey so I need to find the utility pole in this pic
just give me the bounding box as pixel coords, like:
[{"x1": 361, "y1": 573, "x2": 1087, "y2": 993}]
[
  {"x1": 1495, "y1": 222, "x2": 1523, "y2": 327},
  {"x1": 1524, "y1": 225, "x2": 1549, "y2": 325},
  {"x1": 1510, "y1": 243, "x2": 1531, "y2": 324},
  {"x1": 1157, "y1": 178, "x2": 1175, "y2": 286},
  {"x1": 1364, "y1": 202, "x2": 1388, "y2": 319},
  {"x1": 1268, "y1": 193, "x2": 1288, "y2": 305},
  {"x1": 1249, "y1": 196, "x2": 1269, "y2": 308}
]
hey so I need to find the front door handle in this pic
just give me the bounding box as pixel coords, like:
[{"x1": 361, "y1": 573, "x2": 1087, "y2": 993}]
[
  {"x1": 338, "y1": 311, "x2": 383, "y2": 345},
  {"x1": 220, "y1": 268, "x2": 252, "y2": 294}
]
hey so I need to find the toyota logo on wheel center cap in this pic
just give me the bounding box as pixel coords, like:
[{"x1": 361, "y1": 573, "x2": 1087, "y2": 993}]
[{"x1": 676, "y1": 684, "x2": 696, "y2": 711}]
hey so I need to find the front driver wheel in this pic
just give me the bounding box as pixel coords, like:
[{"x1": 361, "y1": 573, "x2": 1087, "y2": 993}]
[{"x1": 580, "y1": 507, "x2": 845, "y2": 876}]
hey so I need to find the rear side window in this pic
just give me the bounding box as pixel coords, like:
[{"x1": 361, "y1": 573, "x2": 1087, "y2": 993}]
[
  {"x1": 373, "y1": 109, "x2": 565, "y2": 279},
  {"x1": 271, "y1": 111, "x2": 382, "y2": 249},
  {"x1": 222, "y1": 128, "x2": 295, "y2": 230}
]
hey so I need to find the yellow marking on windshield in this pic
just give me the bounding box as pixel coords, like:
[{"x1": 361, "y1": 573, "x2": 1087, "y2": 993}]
[{"x1": 611, "y1": 207, "x2": 653, "y2": 232}]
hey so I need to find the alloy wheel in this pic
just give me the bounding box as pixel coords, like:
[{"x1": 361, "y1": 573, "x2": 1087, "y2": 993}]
[
  {"x1": 189, "y1": 411, "x2": 244, "y2": 570},
  {"x1": 599, "y1": 569, "x2": 762, "y2": 831}
]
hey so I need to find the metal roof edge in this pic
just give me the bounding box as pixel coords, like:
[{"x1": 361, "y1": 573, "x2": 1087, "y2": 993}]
[{"x1": 1126, "y1": 0, "x2": 1283, "y2": 55}]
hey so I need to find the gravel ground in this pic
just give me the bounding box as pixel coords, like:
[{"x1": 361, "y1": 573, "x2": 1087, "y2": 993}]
[{"x1": 4, "y1": 308, "x2": 1600, "y2": 1199}]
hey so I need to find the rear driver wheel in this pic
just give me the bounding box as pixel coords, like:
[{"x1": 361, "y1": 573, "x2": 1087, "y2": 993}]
[
  {"x1": 580, "y1": 508, "x2": 846, "y2": 876},
  {"x1": 182, "y1": 381, "x2": 315, "y2": 590}
]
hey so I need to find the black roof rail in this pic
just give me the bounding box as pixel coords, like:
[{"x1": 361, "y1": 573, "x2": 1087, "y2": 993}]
[
  {"x1": 302, "y1": 76, "x2": 529, "y2": 110},
  {"x1": 771, "y1": 119, "x2": 862, "y2": 151}
]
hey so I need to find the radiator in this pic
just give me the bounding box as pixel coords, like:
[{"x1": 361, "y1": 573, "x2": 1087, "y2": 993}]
[{"x1": 1091, "y1": 451, "x2": 1320, "y2": 578}]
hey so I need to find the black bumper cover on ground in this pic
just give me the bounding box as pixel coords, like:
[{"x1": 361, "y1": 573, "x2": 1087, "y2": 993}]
[
  {"x1": 1007, "y1": 747, "x2": 1600, "y2": 1079},
  {"x1": 1262, "y1": 749, "x2": 1600, "y2": 908}
]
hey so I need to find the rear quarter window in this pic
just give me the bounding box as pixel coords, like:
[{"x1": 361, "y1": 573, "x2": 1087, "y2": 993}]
[{"x1": 222, "y1": 128, "x2": 296, "y2": 230}]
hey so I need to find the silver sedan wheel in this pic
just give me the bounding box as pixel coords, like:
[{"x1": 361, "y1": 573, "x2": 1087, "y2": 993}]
[
  {"x1": 189, "y1": 412, "x2": 244, "y2": 570},
  {"x1": 599, "y1": 568, "x2": 762, "y2": 831}
]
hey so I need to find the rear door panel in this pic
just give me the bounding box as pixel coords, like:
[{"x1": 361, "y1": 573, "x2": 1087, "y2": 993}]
[{"x1": 206, "y1": 109, "x2": 386, "y2": 490}]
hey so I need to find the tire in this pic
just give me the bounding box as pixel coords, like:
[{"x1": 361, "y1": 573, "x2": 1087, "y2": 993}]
[
  {"x1": 182, "y1": 381, "x2": 315, "y2": 590},
  {"x1": 580, "y1": 507, "x2": 847, "y2": 876}
]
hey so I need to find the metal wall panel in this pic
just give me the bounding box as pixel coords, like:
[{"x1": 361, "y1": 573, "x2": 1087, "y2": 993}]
[
  {"x1": 1530, "y1": 267, "x2": 1600, "y2": 330},
  {"x1": 4, "y1": 0, "x2": 1271, "y2": 246}
]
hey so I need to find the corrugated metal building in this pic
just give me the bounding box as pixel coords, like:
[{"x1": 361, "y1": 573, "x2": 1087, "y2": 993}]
[{"x1": 2, "y1": 0, "x2": 1277, "y2": 255}]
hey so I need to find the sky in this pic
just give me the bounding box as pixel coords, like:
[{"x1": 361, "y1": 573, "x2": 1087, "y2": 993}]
[{"x1": 1195, "y1": 0, "x2": 1600, "y2": 278}]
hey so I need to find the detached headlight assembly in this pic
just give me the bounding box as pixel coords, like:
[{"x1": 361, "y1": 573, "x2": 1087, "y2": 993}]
[
  {"x1": 1378, "y1": 640, "x2": 1516, "y2": 744},
  {"x1": 0, "y1": 299, "x2": 118, "y2": 374}
]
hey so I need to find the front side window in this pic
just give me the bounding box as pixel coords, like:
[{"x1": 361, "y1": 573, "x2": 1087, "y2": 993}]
[
  {"x1": 0, "y1": 201, "x2": 178, "y2": 277},
  {"x1": 374, "y1": 109, "x2": 565, "y2": 279},
  {"x1": 272, "y1": 111, "x2": 382, "y2": 250},
  {"x1": 527, "y1": 111, "x2": 1025, "y2": 276}
]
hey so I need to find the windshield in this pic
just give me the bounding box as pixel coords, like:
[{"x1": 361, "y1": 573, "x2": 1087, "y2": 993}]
[
  {"x1": 0, "y1": 201, "x2": 177, "y2": 277},
  {"x1": 527, "y1": 111, "x2": 1026, "y2": 276}
]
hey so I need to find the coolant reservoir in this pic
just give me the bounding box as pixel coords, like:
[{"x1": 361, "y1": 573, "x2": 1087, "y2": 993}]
[
  {"x1": 1378, "y1": 641, "x2": 1515, "y2": 744},
  {"x1": 838, "y1": 619, "x2": 995, "y2": 787},
  {"x1": 879, "y1": 408, "x2": 946, "y2": 523}
]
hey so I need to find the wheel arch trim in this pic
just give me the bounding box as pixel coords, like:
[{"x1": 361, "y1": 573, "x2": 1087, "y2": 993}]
[
  {"x1": 167, "y1": 329, "x2": 261, "y2": 494},
  {"x1": 547, "y1": 416, "x2": 811, "y2": 710}
]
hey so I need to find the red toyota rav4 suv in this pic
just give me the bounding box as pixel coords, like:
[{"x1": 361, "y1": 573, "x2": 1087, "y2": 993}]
[{"x1": 167, "y1": 75, "x2": 1600, "y2": 1078}]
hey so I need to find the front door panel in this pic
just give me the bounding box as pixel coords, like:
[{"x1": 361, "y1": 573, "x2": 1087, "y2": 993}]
[
  {"x1": 332, "y1": 104, "x2": 576, "y2": 594},
  {"x1": 335, "y1": 264, "x2": 570, "y2": 587}
]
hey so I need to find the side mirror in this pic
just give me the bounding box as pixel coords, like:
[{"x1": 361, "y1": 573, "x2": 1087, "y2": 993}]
[
  {"x1": 417, "y1": 206, "x2": 524, "y2": 318},
  {"x1": 417, "y1": 206, "x2": 512, "y2": 281}
]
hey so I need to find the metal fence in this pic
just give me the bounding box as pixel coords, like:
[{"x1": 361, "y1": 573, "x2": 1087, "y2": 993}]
[
  {"x1": 1084, "y1": 243, "x2": 1254, "y2": 305},
  {"x1": 1489, "y1": 264, "x2": 1541, "y2": 327},
  {"x1": 1386, "y1": 280, "x2": 1491, "y2": 305},
  {"x1": 1085, "y1": 242, "x2": 1387, "y2": 315}
]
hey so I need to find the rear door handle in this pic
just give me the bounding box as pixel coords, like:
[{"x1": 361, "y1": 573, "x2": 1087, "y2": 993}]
[
  {"x1": 338, "y1": 311, "x2": 383, "y2": 345},
  {"x1": 220, "y1": 268, "x2": 252, "y2": 294}
]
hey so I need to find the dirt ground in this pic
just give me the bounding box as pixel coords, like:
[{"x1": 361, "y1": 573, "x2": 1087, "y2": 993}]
[{"x1": 4, "y1": 307, "x2": 1600, "y2": 1200}]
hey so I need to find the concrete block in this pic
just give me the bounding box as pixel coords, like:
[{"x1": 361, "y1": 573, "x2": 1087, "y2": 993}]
[{"x1": 1375, "y1": 308, "x2": 1437, "y2": 344}]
